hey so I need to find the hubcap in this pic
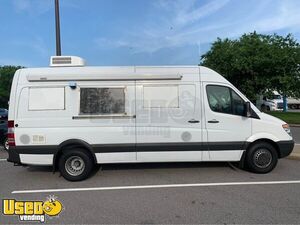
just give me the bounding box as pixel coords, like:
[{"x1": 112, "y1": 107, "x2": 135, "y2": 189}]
[
  {"x1": 253, "y1": 149, "x2": 272, "y2": 169},
  {"x1": 65, "y1": 156, "x2": 85, "y2": 176},
  {"x1": 4, "y1": 139, "x2": 9, "y2": 151}
]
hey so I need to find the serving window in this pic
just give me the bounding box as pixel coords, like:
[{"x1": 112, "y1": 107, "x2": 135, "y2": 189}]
[
  {"x1": 28, "y1": 87, "x2": 65, "y2": 111},
  {"x1": 79, "y1": 88, "x2": 126, "y2": 115}
]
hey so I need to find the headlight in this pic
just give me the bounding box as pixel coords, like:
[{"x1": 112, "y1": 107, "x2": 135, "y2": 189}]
[{"x1": 282, "y1": 124, "x2": 292, "y2": 136}]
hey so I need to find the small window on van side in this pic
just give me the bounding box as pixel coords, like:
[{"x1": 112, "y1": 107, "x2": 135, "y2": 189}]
[
  {"x1": 143, "y1": 85, "x2": 179, "y2": 108},
  {"x1": 206, "y1": 85, "x2": 245, "y2": 116},
  {"x1": 29, "y1": 87, "x2": 65, "y2": 111},
  {"x1": 80, "y1": 88, "x2": 125, "y2": 115}
]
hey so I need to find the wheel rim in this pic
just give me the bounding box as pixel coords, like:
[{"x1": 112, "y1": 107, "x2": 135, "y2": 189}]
[
  {"x1": 253, "y1": 148, "x2": 273, "y2": 169},
  {"x1": 4, "y1": 139, "x2": 9, "y2": 150},
  {"x1": 65, "y1": 156, "x2": 85, "y2": 176}
]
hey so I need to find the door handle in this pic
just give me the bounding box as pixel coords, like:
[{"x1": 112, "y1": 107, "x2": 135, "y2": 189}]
[
  {"x1": 188, "y1": 119, "x2": 200, "y2": 123},
  {"x1": 208, "y1": 119, "x2": 219, "y2": 124}
]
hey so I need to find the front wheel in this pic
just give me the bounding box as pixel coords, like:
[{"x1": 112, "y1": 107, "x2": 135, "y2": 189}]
[
  {"x1": 58, "y1": 149, "x2": 94, "y2": 181},
  {"x1": 245, "y1": 142, "x2": 278, "y2": 173}
]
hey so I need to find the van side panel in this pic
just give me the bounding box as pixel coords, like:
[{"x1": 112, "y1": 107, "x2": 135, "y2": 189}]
[
  {"x1": 19, "y1": 154, "x2": 53, "y2": 165},
  {"x1": 12, "y1": 79, "x2": 136, "y2": 165},
  {"x1": 135, "y1": 70, "x2": 204, "y2": 162}
]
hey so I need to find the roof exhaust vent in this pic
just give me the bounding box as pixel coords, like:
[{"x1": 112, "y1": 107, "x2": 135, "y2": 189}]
[{"x1": 50, "y1": 56, "x2": 85, "y2": 67}]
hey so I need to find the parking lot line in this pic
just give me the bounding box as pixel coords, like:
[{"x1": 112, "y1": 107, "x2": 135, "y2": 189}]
[
  {"x1": 0, "y1": 159, "x2": 7, "y2": 162},
  {"x1": 12, "y1": 180, "x2": 300, "y2": 194}
]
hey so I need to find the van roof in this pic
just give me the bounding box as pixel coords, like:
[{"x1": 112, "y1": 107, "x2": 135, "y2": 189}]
[{"x1": 17, "y1": 65, "x2": 228, "y2": 83}]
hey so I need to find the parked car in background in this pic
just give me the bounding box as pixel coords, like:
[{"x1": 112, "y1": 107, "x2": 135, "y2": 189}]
[
  {"x1": 287, "y1": 97, "x2": 300, "y2": 110},
  {"x1": 0, "y1": 120, "x2": 8, "y2": 151},
  {"x1": 257, "y1": 92, "x2": 300, "y2": 111},
  {"x1": 0, "y1": 108, "x2": 8, "y2": 120},
  {"x1": 257, "y1": 91, "x2": 283, "y2": 111}
]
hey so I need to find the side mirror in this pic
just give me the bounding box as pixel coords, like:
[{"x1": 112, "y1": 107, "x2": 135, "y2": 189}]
[{"x1": 244, "y1": 102, "x2": 251, "y2": 117}]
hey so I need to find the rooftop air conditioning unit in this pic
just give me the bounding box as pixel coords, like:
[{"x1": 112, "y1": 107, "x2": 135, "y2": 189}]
[{"x1": 50, "y1": 56, "x2": 85, "y2": 67}]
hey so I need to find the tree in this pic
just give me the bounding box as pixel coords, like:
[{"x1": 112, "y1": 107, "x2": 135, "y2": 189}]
[
  {"x1": 200, "y1": 32, "x2": 300, "y2": 103},
  {"x1": 0, "y1": 66, "x2": 22, "y2": 108}
]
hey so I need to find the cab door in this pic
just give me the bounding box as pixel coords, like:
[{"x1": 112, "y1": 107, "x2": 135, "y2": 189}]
[{"x1": 203, "y1": 82, "x2": 252, "y2": 161}]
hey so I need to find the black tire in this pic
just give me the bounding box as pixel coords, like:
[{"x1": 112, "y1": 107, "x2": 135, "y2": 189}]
[
  {"x1": 3, "y1": 138, "x2": 9, "y2": 151},
  {"x1": 58, "y1": 149, "x2": 94, "y2": 181},
  {"x1": 266, "y1": 106, "x2": 271, "y2": 111},
  {"x1": 245, "y1": 142, "x2": 278, "y2": 173}
]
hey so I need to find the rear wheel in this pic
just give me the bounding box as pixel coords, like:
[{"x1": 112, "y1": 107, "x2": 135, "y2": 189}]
[
  {"x1": 291, "y1": 105, "x2": 297, "y2": 110},
  {"x1": 246, "y1": 142, "x2": 278, "y2": 173},
  {"x1": 58, "y1": 149, "x2": 94, "y2": 181}
]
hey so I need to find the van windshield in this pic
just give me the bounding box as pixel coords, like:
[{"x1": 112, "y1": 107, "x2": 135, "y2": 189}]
[{"x1": 272, "y1": 95, "x2": 282, "y2": 100}]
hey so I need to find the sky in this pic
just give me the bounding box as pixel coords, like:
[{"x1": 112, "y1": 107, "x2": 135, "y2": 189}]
[{"x1": 0, "y1": 0, "x2": 300, "y2": 67}]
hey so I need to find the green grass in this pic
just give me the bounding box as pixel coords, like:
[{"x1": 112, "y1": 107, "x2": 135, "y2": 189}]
[{"x1": 267, "y1": 111, "x2": 300, "y2": 124}]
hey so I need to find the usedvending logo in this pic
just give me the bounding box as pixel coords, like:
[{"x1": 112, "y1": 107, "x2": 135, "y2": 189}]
[{"x1": 2, "y1": 196, "x2": 63, "y2": 223}]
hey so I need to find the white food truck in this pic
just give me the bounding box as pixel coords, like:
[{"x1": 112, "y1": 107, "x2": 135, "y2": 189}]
[{"x1": 7, "y1": 56, "x2": 294, "y2": 181}]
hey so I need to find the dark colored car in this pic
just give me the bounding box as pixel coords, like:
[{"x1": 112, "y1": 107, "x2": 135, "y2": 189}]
[
  {"x1": 0, "y1": 108, "x2": 8, "y2": 120},
  {"x1": 0, "y1": 120, "x2": 8, "y2": 151},
  {"x1": 0, "y1": 109, "x2": 8, "y2": 151}
]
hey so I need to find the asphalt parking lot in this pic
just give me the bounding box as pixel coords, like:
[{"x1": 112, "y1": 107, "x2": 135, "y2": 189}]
[{"x1": 0, "y1": 127, "x2": 300, "y2": 224}]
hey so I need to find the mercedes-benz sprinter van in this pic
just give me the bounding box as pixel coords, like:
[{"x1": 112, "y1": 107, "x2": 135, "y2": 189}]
[{"x1": 7, "y1": 56, "x2": 294, "y2": 181}]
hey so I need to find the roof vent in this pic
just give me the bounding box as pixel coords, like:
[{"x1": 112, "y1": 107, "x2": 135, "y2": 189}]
[{"x1": 50, "y1": 56, "x2": 85, "y2": 67}]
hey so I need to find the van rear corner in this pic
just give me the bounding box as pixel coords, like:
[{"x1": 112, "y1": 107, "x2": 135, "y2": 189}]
[
  {"x1": 6, "y1": 146, "x2": 22, "y2": 166},
  {"x1": 8, "y1": 69, "x2": 24, "y2": 119}
]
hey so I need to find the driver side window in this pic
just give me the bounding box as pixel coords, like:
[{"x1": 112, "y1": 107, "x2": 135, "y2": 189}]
[{"x1": 206, "y1": 85, "x2": 245, "y2": 116}]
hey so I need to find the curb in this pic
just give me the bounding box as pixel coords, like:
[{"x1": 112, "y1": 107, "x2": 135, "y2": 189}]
[
  {"x1": 287, "y1": 154, "x2": 300, "y2": 160},
  {"x1": 290, "y1": 124, "x2": 300, "y2": 127},
  {"x1": 287, "y1": 145, "x2": 300, "y2": 160}
]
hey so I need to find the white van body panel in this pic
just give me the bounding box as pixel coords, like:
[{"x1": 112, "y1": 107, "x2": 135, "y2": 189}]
[
  {"x1": 135, "y1": 151, "x2": 202, "y2": 162},
  {"x1": 209, "y1": 150, "x2": 244, "y2": 161},
  {"x1": 20, "y1": 154, "x2": 53, "y2": 165},
  {"x1": 249, "y1": 113, "x2": 293, "y2": 142},
  {"x1": 96, "y1": 152, "x2": 136, "y2": 163},
  {"x1": 7, "y1": 66, "x2": 294, "y2": 167},
  {"x1": 246, "y1": 133, "x2": 280, "y2": 143}
]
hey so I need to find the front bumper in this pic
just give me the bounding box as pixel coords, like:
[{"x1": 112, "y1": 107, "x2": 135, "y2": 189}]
[
  {"x1": 277, "y1": 140, "x2": 295, "y2": 158},
  {"x1": 270, "y1": 106, "x2": 283, "y2": 111}
]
